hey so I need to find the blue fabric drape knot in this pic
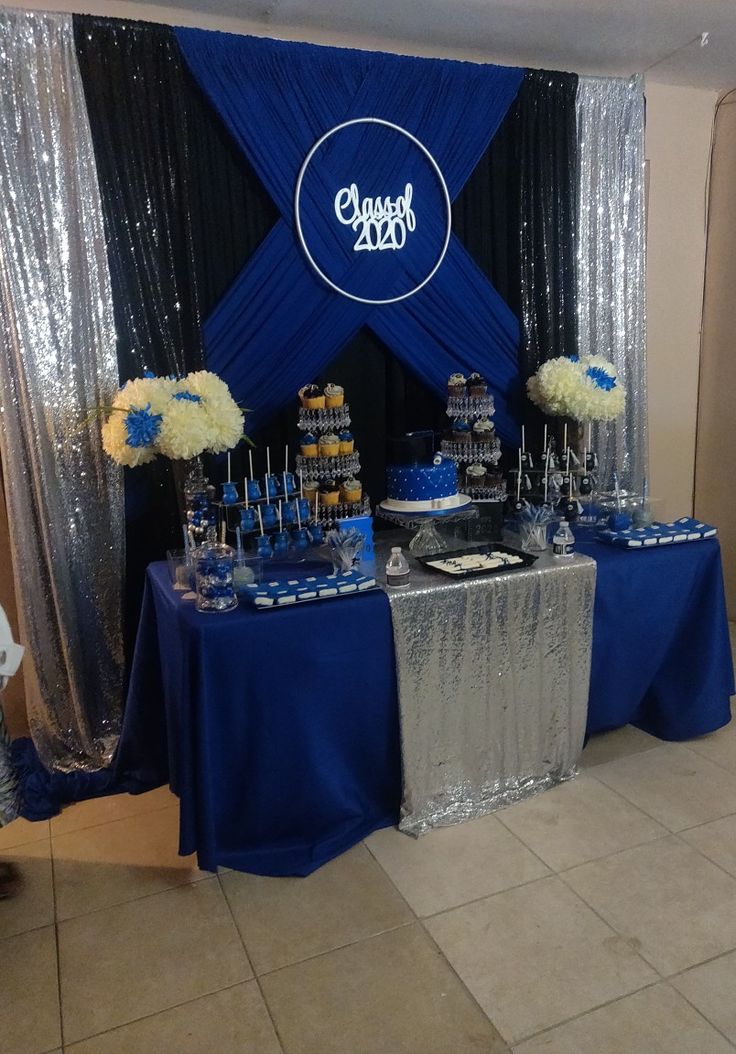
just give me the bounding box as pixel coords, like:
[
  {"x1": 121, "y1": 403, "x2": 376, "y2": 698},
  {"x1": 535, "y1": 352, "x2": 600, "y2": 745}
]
[{"x1": 175, "y1": 31, "x2": 525, "y2": 441}]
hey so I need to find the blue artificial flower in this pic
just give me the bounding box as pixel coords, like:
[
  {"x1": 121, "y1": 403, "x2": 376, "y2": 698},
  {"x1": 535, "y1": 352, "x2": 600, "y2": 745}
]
[
  {"x1": 172, "y1": 390, "x2": 202, "y2": 402},
  {"x1": 124, "y1": 403, "x2": 163, "y2": 447},
  {"x1": 586, "y1": 366, "x2": 617, "y2": 391},
  {"x1": 568, "y1": 355, "x2": 579, "y2": 362}
]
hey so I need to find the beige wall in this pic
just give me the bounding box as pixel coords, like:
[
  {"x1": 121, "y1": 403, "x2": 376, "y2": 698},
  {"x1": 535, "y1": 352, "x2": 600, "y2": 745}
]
[
  {"x1": 695, "y1": 91, "x2": 736, "y2": 616},
  {"x1": 644, "y1": 81, "x2": 718, "y2": 522}
]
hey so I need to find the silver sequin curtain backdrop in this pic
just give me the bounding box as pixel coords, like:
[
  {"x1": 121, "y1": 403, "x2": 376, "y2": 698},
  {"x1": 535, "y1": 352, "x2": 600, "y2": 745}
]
[
  {"x1": 576, "y1": 75, "x2": 648, "y2": 493},
  {"x1": 0, "y1": 10, "x2": 124, "y2": 770}
]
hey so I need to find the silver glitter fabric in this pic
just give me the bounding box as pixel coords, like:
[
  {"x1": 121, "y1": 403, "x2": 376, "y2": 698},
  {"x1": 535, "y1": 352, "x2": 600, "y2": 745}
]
[
  {"x1": 379, "y1": 540, "x2": 596, "y2": 835},
  {"x1": 576, "y1": 75, "x2": 648, "y2": 493},
  {"x1": 0, "y1": 10, "x2": 124, "y2": 770}
]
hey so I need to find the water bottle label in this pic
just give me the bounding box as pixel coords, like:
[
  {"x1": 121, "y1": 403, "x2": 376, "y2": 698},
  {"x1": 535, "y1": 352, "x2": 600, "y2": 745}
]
[{"x1": 553, "y1": 541, "x2": 573, "y2": 556}]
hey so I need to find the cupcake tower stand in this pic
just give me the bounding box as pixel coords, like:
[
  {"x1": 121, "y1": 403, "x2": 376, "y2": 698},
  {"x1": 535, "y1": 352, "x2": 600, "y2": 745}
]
[
  {"x1": 296, "y1": 402, "x2": 371, "y2": 528},
  {"x1": 508, "y1": 422, "x2": 599, "y2": 522},
  {"x1": 440, "y1": 392, "x2": 506, "y2": 503}
]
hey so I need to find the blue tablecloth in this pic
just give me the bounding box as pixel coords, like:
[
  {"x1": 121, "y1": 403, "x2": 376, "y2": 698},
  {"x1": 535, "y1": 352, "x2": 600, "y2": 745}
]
[
  {"x1": 116, "y1": 562, "x2": 401, "y2": 875},
  {"x1": 27, "y1": 530, "x2": 729, "y2": 875},
  {"x1": 576, "y1": 528, "x2": 734, "y2": 739}
]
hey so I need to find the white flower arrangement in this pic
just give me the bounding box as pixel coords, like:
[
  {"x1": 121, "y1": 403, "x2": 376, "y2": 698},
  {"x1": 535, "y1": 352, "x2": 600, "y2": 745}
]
[
  {"x1": 527, "y1": 355, "x2": 626, "y2": 421},
  {"x1": 100, "y1": 371, "x2": 245, "y2": 467}
]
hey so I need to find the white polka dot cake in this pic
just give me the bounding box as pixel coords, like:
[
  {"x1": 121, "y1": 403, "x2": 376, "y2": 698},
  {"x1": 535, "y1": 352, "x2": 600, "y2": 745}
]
[{"x1": 382, "y1": 454, "x2": 472, "y2": 514}]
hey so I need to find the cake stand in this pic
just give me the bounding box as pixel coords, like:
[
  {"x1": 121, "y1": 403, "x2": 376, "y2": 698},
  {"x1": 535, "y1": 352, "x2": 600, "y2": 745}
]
[{"x1": 377, "y1": 501, "x2": 479, "y2": 555}]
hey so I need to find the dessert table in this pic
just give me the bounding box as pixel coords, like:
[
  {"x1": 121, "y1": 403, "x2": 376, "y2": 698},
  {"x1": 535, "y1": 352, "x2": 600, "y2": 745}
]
[{"x1": 113, "y1": 528, "x2": 733, "y2": 877}]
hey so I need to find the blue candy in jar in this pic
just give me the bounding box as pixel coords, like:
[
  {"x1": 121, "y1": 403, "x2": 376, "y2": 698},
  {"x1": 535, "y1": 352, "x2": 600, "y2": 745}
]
[
  {"x1": 239, "y1": 507, "x2": 256, "y2": 533},
  {"x1": 266, "y1": 475, "x2": 280, "y2": 499},
  {"x1": 297, "y1": 497, "x2": 312, "y2": 521},
  {"x1": 221, "y1": 482, "x2": 239, "y2": 506},
  {"x1": 194, "y1": 542, "x2": 237, "y2": 613},
  {"x1": 247, "y1": 479, "x2": 262, "y2": 502},
  {"x1": 281, "y1": 500, "x2": 297, "y2": 525},
  {"x1": 309, "y1": 522, "x2": 324, "y2": 545},
  {"x1": 282, "y1": 471, "x2": 297, "y2": 495}
]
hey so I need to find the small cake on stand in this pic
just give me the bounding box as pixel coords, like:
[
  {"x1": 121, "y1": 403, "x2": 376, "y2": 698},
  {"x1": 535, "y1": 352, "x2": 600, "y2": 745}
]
[{"x1": 377, "y1": 450, "x2": 477, "y2": 555}]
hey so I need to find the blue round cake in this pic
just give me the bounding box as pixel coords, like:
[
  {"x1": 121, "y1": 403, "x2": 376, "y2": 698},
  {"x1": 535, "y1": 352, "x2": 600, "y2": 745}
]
[{"x1": 383, "y1": 455, "x2": 469, "y2": 513}]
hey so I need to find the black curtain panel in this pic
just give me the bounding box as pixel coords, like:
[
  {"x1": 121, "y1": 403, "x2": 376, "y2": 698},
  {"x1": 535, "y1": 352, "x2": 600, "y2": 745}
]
[
  {"x1": 74, "y1": 16, "x2": 206, "y2": 661},
  {"x1": 516, "y1": 70, "x2": 579, "y2": 378},
  {"x1": 457, "y1": 69, "x2": 579, "y2": 448}
]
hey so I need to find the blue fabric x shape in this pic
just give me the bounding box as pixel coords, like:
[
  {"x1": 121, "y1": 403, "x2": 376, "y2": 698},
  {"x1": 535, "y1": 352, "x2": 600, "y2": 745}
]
[{"x1": 176, "y1": 30, "x2": 524, "y2": 441}]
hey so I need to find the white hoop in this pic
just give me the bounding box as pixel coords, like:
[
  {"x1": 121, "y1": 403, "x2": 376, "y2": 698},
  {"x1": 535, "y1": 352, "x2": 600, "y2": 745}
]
[{"x1": 294, "y1": 118, "x2": 452, "y2": 306}]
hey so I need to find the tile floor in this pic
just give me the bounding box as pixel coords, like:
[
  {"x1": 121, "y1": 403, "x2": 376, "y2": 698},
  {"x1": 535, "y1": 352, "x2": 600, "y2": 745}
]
[{"x1": 3, "y1": 694, "x2": 736, "y2": 1050}]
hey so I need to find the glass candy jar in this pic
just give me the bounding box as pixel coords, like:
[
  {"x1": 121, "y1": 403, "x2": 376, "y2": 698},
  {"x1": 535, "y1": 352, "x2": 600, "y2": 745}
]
[{"x1": 194, "y1": 541, "x2": 237, "y2": 613}]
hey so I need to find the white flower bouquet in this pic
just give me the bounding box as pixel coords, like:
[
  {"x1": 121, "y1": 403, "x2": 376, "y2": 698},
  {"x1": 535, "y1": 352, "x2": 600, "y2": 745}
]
[
  {"x1": 100, "y1": 371, "x2": 246, "y2": 467},
  {"x1": 526, "y1": 355, "x2": 626, "y2": 422}
]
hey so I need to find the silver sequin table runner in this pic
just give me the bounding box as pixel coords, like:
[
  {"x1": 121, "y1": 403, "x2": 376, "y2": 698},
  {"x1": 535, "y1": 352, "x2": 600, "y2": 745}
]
[{"x1": 377, "y1": 538, "x2": 596, "y2": 835}]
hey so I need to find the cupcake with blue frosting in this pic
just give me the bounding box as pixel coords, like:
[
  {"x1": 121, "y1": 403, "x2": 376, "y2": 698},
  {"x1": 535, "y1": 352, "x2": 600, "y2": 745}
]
[
  {"x1": 338, "y1": 429, "x2": 354, "y2": 455},
  {"x1": 452, "y1": 418, "x2": 472, "y2": 442},
  {"x1": 300, "y1": 432, "x2": 318, "y2": 457}
]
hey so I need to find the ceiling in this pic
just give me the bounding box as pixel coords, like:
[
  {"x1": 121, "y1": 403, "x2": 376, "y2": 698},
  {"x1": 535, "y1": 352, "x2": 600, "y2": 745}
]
[{"x1": 113, "y1": 0, "x2": 736, "y2": 90}]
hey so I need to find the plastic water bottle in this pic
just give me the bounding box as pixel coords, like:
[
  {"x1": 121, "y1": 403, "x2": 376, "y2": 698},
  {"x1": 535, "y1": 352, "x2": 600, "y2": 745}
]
[
  {"x1": 552, "y1": 519, "x2": 575, "y2": 558},
  {"x1": 385, "y1": 546, "x2": 411, "y2": 588}
]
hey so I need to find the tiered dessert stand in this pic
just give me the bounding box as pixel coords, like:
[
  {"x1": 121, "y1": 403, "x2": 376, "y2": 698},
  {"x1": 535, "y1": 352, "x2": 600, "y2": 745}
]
[
  {"x1": 296, "y1": 402, "x2": 371, "y2": 527},
  {"x1": 441, "y1": 394, "x2": 506, "y2": 503}
]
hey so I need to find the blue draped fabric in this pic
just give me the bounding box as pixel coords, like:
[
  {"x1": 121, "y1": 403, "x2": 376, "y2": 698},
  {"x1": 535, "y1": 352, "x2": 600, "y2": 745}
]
[
  {"x1": 175, "y1": 30, "x2": 525, "y2": 441},
  {"x1": 576, "y1": 530, "x2": 734, "y2": 738},
  {"x1": 13, "y1": 539, "x2": 733, "y2": 862}
]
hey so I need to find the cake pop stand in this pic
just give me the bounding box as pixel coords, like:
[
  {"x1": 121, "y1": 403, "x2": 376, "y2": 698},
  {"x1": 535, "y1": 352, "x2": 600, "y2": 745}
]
[{"x1": 377, "y1": 503, "x2": 479, "y2": 556}]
